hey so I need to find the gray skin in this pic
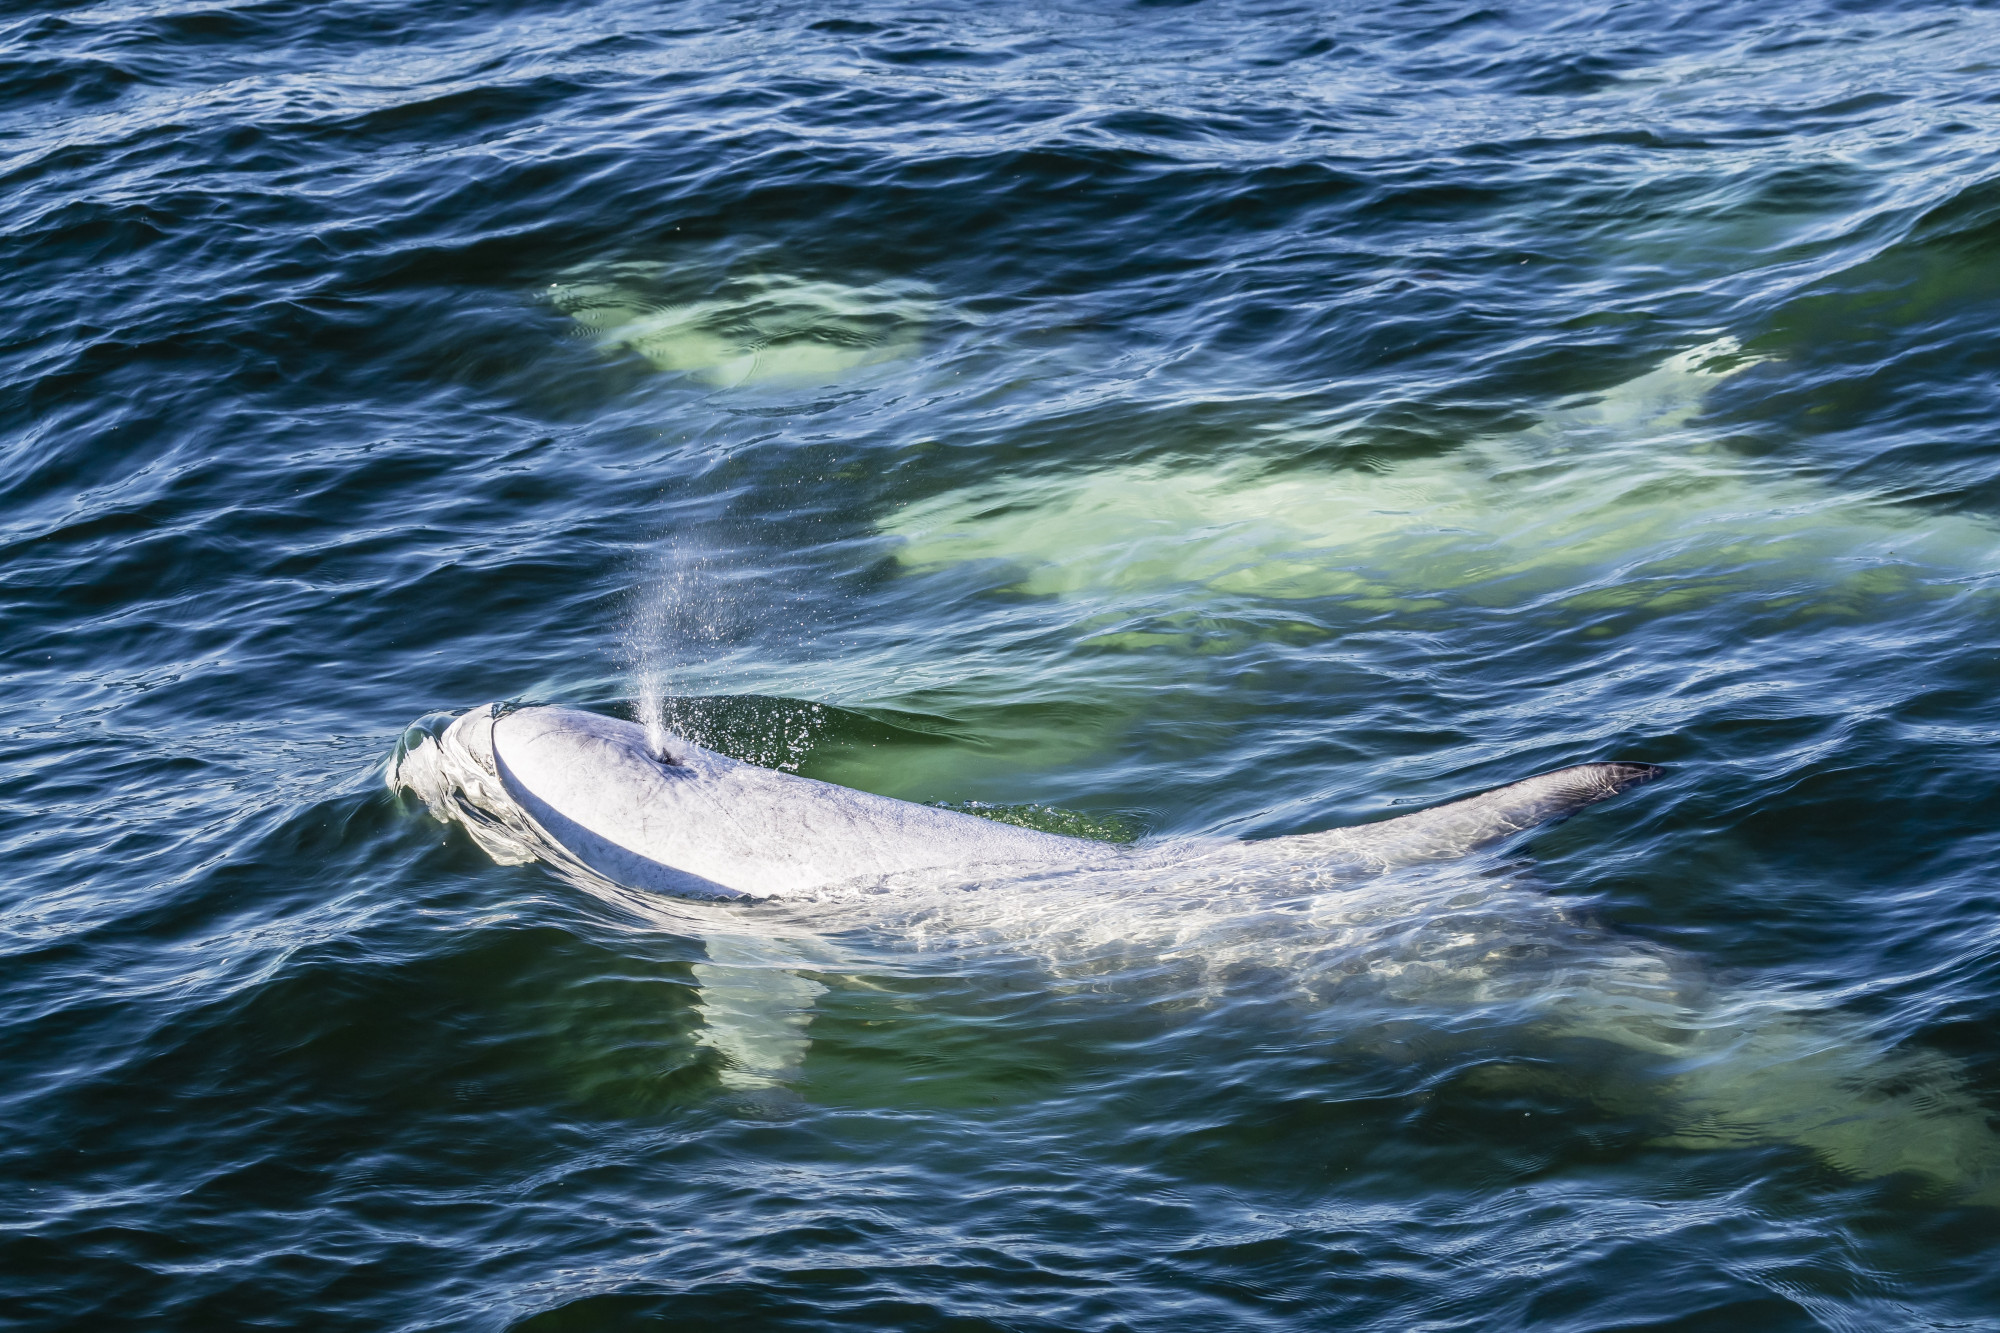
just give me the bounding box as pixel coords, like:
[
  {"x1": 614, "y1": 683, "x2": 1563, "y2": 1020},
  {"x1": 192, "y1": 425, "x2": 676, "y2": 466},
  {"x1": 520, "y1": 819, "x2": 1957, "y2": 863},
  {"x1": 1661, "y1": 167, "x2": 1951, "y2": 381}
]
[{"x1": 388, "y1": 704, "x2": 1662, "y2": 901}]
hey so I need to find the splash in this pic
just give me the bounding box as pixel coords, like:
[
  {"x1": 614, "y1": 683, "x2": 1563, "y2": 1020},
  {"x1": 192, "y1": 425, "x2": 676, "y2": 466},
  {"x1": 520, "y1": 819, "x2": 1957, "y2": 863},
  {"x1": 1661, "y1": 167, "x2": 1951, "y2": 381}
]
[
  {"x1": 620, "y1": 535, "x2": 831, "y2": 765},
  {"x1": 622, "y1": 538, "x2": 729, "y2": 763},
  {"x1": 625, "y1": 561, "x2": 675, "y2": 762}
]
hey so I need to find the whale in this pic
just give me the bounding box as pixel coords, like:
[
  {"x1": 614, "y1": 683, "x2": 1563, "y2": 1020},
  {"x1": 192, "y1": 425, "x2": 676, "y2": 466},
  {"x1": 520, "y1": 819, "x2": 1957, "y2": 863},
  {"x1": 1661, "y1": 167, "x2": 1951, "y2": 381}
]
[
  {"x1": 386, "y1": 703, "x2": 2000, "y2": 1204},
  {"x1": 388, "y1": 703, "x2": 1661, "y2": 900},
  {"x1": 548, "y1": 266, "x2": 934, "y2": 388},
  {"x1": 880, "y1": 338, "x2": 2000, "y2": 637}
]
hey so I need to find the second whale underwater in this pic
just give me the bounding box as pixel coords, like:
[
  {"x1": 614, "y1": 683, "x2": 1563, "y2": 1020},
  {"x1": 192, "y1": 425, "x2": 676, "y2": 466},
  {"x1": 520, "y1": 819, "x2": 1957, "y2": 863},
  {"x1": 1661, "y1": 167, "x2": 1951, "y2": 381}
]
[{"x1": 391, "y1": 703, "x2": 2000, "y2": 1205}]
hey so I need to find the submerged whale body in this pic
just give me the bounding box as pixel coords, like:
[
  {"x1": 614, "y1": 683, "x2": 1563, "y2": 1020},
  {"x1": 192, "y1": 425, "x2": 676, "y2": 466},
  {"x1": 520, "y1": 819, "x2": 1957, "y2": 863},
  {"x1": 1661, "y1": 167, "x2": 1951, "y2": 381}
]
[
  {"x1": 880, "y1": 338, "x2": 2000, "y2": 630},
  {"x1": 388, "y1": 704, "x2": 1660, "y2": 899},
  {"x1": 548, "y1": 266, "x2": 933, "y2": 388}
]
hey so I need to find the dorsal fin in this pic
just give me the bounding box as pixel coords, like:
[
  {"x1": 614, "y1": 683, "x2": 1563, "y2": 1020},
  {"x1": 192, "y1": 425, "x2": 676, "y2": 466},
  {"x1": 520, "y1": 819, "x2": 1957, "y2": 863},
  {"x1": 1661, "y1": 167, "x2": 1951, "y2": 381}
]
[{"x1": 1275, "y1": 762, "x2": 1662, "y2": 867}]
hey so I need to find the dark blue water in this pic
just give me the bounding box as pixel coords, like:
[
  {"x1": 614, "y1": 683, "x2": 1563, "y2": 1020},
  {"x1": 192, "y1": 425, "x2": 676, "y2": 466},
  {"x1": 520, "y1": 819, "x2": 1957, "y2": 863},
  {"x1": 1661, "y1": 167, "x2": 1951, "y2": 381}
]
[{"x1": 11, "y1": 0, "x2": 2000, "y2": 1327}]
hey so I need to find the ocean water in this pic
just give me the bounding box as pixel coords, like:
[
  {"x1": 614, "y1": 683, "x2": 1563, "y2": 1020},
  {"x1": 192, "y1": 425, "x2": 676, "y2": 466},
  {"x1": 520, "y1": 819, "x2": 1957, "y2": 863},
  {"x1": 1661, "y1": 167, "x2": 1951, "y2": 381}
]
[{"x1": 10, "y1": 0, "x2": 2000, "y2": 1327}]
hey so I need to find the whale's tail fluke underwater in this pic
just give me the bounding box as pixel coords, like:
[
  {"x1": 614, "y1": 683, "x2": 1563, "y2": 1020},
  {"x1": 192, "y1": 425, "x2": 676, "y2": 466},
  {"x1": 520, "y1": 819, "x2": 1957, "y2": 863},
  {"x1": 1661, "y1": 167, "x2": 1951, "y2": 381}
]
[{"x1": 388, "y1": 703, "x2": 2000, "y2": 1204}]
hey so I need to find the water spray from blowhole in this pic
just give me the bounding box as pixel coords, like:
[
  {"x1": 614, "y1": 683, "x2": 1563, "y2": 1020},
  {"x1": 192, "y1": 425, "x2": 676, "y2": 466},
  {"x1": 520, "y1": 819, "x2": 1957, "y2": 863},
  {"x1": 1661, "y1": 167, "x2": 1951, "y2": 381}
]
[{"x1": 626, "y1": 539, "x2": 726, "y2": 768}]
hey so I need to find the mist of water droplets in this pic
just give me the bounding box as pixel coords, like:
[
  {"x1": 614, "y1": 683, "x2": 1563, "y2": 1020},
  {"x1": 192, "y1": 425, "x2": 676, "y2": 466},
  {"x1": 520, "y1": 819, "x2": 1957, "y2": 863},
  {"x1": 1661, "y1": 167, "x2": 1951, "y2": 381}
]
[{"x1": 624, "y1": 537, "x2": 728, "y2": 762}]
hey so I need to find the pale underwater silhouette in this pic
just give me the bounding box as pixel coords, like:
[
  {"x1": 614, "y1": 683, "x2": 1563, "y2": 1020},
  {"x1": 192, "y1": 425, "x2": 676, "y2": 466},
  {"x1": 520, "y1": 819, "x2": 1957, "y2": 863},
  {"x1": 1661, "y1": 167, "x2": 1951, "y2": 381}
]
[
  {"x1": 548, "y1": 264, "x2": 933, "y2": 388},
  {"x1": 882, "y1": 339, "x2": 2000, "y2": 629}
]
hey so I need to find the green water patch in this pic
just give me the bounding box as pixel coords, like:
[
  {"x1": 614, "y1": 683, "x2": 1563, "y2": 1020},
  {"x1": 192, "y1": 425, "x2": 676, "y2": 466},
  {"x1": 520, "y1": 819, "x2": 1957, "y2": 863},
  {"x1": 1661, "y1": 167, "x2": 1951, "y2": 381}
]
[
  {"x1": 511, "y1": 948, "x2": 720, "y2": 1118},
  {"x1": 643, "y1": 692, "x2": 970, "y2": 774},
  {"x1": 778, "y1": 968, "x2": 1094, "y2": 1112}
]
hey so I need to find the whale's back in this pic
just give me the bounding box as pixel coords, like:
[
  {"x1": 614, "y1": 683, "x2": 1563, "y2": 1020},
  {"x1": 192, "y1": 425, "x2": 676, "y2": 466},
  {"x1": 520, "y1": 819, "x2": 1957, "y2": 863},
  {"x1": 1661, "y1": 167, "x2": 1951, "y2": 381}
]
[
  {"x1": 487, "y1": 706, "x2": 1092, "y2": 898},
  {"x1": 1267, "y1": 761, "x2": 1664, "y2": 868},
  {"x1": 391, "y1": 704, "x2": 1660, "y2": 901}
]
